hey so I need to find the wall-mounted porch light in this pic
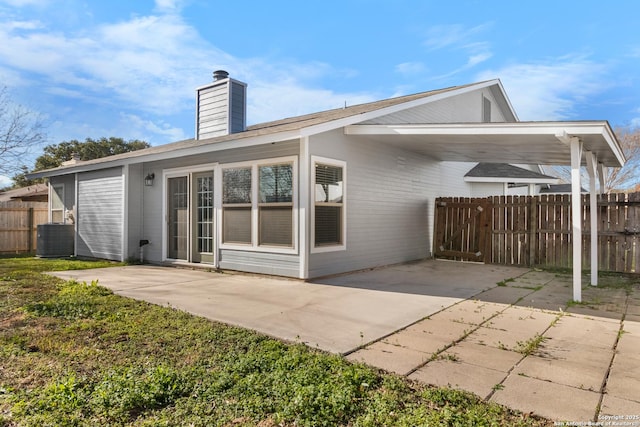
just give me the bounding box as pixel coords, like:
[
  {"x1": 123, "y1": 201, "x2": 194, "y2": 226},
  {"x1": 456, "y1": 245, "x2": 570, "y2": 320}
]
[{"x1": 144, "y1": 172, "x2": 155, "y2": 186}]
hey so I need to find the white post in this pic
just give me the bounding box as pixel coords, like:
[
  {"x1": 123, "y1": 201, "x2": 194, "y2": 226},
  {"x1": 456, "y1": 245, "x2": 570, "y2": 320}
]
[
  {"x1": 570, "y1": 137, "x2": 583, "y2": 302},
  {"x1": 298, "y1": 136, "x2": 310, "y2": 279},
  {"x1": 586, "y1": 151, "x2": 598, "y2": 286}
]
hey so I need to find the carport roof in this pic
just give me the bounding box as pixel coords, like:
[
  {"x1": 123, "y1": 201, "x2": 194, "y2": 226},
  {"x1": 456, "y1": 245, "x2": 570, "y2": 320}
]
[{"x1": 344, "y1": 121, "x2": 625, "y2": 167}]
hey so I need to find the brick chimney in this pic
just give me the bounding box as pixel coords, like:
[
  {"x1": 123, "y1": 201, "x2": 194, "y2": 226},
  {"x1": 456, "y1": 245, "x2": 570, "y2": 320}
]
[{"x1": 195, "y1": 70, "x2": 247, "y2": 140}]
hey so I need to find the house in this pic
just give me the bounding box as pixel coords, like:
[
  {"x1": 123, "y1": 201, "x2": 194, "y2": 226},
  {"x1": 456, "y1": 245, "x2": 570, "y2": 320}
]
[
  {"x1": 0, "y1": 183, "x2": 49, "y2": 203},
  {"x1": 463, "y1": 162, "x2": 559, "y2": 196},
  {"x1": 28, "y1": 72, "x2": 625, "y2": 287}
]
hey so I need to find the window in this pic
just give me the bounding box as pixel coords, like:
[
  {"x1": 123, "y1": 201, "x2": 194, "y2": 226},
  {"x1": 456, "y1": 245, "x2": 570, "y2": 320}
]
[
  {"x1": 482, "y1": 96, "x2": 491, "y2": 123},
  {"x1": 196, "y1": 175, "x2": 214, "y2": 252},
  {"x1": 259, "y1": 163, "x2": 293, "y2": 246},
  {"x1": 51, "y1": 184, "x2": 64, "y2": 223},
  {"x1": 314, "y1": 159, "x2": 345, "y2": 249},
  {"x1": 222, "y1": 167, "x2": 252, "y2": 244}
]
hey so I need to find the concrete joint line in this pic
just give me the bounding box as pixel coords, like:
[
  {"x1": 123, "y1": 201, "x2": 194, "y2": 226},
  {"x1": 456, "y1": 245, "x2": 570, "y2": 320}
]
[{"x1": 594, "y1": 294, "x2": 629, "y2": 423}]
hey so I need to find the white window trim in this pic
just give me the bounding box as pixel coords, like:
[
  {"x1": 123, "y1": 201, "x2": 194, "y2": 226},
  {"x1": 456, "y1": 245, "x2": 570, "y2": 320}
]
[
  {"x1": 310, "y1": 156, "x2": 347, "y2": 254},
  {"x1": 50, "y1": 183, "x2": 65, "y2": 224},
  {"x1": 219, "y1": 155, "x2": 298, "y2": 254}
]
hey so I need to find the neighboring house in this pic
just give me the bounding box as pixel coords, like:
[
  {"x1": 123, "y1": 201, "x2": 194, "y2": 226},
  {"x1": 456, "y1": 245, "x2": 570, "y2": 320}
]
[
  {"x1": 28, "y1": 71, "x2": 624, "y2": 279},
  {"x1": 464, "y1": 162, "x2": 559, "y2": 196},
  {"x1": 539, "y1": 184, "x2": 587, "y2": 194},
  {"x1": 0, "y1": 183, "x2": 49, "y2": 203}
]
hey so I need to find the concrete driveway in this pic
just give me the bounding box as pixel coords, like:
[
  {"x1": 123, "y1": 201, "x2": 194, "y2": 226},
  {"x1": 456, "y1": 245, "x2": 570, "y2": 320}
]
[{"x1": 50, "y1": 260, "x2": 525, "y2": 354}]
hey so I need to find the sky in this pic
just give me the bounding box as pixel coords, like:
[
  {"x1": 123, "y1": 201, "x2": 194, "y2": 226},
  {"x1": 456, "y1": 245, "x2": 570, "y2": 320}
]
[{"x1": 1, "y1": 0, "x2": 640, "y2": 187}]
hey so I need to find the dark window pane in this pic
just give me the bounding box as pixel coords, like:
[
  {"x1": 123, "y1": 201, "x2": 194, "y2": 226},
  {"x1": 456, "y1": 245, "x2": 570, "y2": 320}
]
[
  {"x1": 259, "y1": 206, "x2": 293, "y2": 246},
  {"x1": 223, "y1": 167, "x2": 251, "y2": 203},
  {"x1": 223, "y1": 207, "x2": 251, "y2": 244},
  {"x1": 259, "y1": 163, "x2": 293, "y2": 203},
  {"x1": 315, "y1": 206, "x2": 342, "y2": 246}
]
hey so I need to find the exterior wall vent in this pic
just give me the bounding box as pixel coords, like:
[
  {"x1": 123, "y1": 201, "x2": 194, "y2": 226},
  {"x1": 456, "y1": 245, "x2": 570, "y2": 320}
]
[{"x1": 196, "y1": 71, "x2": 247, "y2": 140}]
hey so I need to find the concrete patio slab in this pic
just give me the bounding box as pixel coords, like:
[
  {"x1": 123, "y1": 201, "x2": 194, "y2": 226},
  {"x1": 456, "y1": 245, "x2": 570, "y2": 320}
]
[
  {"x1": 440, "y1": 341, "x2": 522, "y2": 372},
  {"x1": 346, "y1": 341, "x2": 431, "y2": 375},
  {"x1": 513, "y1": 354, "x2": 608, "y2": 391},
  {"x1": 605, "y1": 353, "x2": 640, "y2": 399},
  {"x1": 484, "y1": 306, "x2": 558, "y2": 334},
  {"x1": 599, "y1": 395, "x2": 640, "y2": 417},
  {"x1": 490, "y1": 374, "x2": 601, "y2": 421},
  {"x1": 52, "y1": 260, "x2": 526, "y2": 354},
  {"x1": 409, "y1": 360, "x2": 507, "y2": 400},
  {"x1": 543, "y1": 314, "x2": 620, "y2": 350},
  {"x1": 428, "y1": 299, "x2": 506, "y2": 325}
]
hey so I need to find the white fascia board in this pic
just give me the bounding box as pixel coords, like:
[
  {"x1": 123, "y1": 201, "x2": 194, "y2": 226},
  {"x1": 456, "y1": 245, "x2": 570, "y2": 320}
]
[
  {"x1": 601, "y1": 122, "x2": 626, "y2": 167},
  {"x1": 464, "y1": 176, "x2": 560, "y2": 184},
  {"x1": 492, "y1": 80, "x2": 519, "y2": 122},
  {"x1": 344, "y1": 121, "x2": 612, "y2": 136}
]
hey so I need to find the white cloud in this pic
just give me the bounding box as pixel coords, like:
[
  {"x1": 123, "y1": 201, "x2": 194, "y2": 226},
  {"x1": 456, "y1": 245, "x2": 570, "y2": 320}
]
[
  {"x1": 0, "y1": 2, "x2": 383, "y2": 144},
  {"x1": 248, "y1": 81, "x2": 376, "y2": 125},
  {"x1": 0, "y1": 0, "x2": 47, "y2": 6},
  {"x1": 476, "y1": 56, "x2": 609, "y2": 121},
  {"x1": 395, "y1": 61, "x2": 426, "y2": 76},
  {"x1": 0, "y1": 174, "x2": 12, "y2": 188},
  {"x1": 119, "y1": 112, "x2": 188, "y2": 142},
  {"x1": 423, "y1": 24, "x2": 493, "y2": 78},
  {"x1": 424, "y1": 23, "x2": 492, "y2": 50}
]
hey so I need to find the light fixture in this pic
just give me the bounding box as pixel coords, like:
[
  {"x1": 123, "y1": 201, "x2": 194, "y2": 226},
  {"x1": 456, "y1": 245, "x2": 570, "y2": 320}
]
[{"x1": 144, "y1": 172, "x2": 155, "y2": 186}]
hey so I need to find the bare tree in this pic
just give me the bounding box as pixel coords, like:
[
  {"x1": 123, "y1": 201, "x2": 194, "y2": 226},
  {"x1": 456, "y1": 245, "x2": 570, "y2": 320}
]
[
  {"x1": 547, "y1": 126, "x2": 640, "y2": 193},
  {"x1": 0, "y1": 87, "x2": 45, "y2": 176}
]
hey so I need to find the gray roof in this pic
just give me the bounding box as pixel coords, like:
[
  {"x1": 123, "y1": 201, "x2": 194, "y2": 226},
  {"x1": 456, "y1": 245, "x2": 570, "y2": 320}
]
[
  {"x1": 540, "y1": 184, "x2": 587, "y2": 194},
  {"x1": 465, "y1": 163, "x2": 557, "y2": 180},
  {"x1": 28, "y1": 81, "x2": 491, "y2": 178}
]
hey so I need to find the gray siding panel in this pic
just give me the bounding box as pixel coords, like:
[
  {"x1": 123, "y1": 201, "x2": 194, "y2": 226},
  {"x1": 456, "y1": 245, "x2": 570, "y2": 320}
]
[
  {"x1": 308, "y1": 129, "x2": 434, "y2": 278},
  {"x1": 219, "y1": 250, "x2": 299, "y2": 277},
  {"x1": 140, "y1": 141, "x2": 300, "y2": 269},
  {"x1": 127, "y1": 163, "x2": 144, "y2": 260},
  {"x1": 197, "y1": 83, "x2": 229, "y2": 139},
  {"x1": 77, "y1": 168, "x2": 123, "y2": 261},
  {"x1": 361, "y1": 88, "x2": 511, "y2": 125}
]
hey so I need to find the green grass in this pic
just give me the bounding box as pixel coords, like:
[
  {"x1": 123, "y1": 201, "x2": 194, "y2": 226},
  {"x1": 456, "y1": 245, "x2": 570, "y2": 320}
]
[{"x1": 0, "y1": 257, "x2": 551, "y2": 426}]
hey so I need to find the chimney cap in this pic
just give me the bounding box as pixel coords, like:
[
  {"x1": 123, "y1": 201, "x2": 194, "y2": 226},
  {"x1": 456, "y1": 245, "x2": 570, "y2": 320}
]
[{"x1": 213, "y1": 70, "x2": 229, "y2": 81}]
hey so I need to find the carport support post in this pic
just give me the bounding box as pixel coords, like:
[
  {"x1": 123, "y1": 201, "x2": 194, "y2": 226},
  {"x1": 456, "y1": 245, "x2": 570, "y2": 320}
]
[
  {"x1": 570, "y1": 137, "x2": 583, "y2": 302},
  {"x1": 586, "y1": 151, "x2": 599, "y2": 286}
]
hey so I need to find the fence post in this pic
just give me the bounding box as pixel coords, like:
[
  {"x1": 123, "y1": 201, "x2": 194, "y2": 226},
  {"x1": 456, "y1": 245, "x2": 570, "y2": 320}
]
[
  {"x1": 529, "y1": 197, "x2": 537, "y2": 266},
  {"x1": 27, "y1": 207, "x2": 34, "y2": 252}
]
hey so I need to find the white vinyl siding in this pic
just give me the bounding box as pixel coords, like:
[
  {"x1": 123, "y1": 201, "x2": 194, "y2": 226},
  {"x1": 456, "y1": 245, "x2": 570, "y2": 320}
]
[{"x1": 76, "y1": 168, "x2": 124, "y2": 261}]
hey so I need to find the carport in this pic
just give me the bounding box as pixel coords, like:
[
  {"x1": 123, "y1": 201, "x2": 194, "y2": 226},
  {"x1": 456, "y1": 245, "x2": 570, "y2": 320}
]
[{"x1": 345, "y1": 121, "x2": 626, "y2": 302}]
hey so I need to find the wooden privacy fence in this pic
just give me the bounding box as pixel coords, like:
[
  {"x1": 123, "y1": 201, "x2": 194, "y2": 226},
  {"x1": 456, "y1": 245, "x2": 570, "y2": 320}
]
[
  {"x1": 434, "y1": 193, "x2": 640, "y2": 273},
  {"x1": 0, "y1": 202, "x2": 48, "y2": 253}
]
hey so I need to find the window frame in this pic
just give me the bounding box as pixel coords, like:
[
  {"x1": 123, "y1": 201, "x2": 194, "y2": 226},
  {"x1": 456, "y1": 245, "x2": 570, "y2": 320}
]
[
  {"x1": 219, "y1": 156, "x2": 298, "y2": 254},
  {"x1": 221, "y1": 165, "x2": 253, "y2": 245},
  {"x1": 311, "y1": 156, "x2": 346, "y2": 253},
  {"x1": 50, "y1": 183, "x2": 65, "y2": 223}
]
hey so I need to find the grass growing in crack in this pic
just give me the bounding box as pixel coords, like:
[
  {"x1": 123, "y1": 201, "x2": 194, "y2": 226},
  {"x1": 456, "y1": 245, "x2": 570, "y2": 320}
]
[
  {"x1": 515, "y1": 334, "x2": 546, "y2": 356},
  {"x1": 496, "y1": 278, "x2": 515, "y2": 287},
  {"x1": 0, "y1": 256, "x2": 551, "y2": 427}
]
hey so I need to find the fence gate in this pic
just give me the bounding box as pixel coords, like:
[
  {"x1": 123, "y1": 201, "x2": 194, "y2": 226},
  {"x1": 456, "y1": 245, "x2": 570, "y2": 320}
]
[{"x1": 434, "y1": 197, "x2": 492, "y2": 262}]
